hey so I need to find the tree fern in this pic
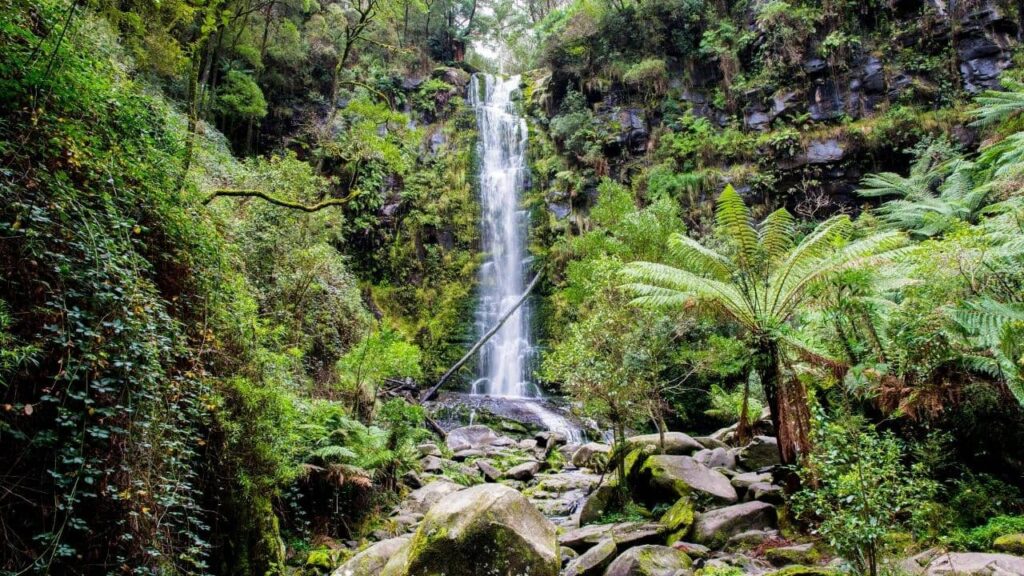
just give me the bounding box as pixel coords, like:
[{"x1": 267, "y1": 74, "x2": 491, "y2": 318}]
[{"x1": 970, "y1": 79, "x2": 1024, "y2": 127}]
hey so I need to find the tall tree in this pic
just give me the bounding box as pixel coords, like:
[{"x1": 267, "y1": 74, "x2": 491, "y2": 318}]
[{"x1": 621, "y1": 186, "x2": 905, "y2": 466}]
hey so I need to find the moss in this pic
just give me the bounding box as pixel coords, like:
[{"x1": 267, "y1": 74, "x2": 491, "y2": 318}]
[
  {"x1": 661, "y1": 497, "x2": 696, "y2": 544},
  {"x1": 994, "y1": 533, "x2": 1024, "y2": 554},
  {"x1": 302, "y1": 549, "x2": 340, "y2": 575},
  {"x1": 766, "y1": 566, "x2": 839, "y2": 576},
  {"x1": 764, "y1": 545, "x2": 822, "y2": 566}
]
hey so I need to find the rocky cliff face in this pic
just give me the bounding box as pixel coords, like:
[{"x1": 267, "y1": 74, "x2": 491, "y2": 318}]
[{"x1": 525, "y1": 0, "x2": 1021, "y2": 227}]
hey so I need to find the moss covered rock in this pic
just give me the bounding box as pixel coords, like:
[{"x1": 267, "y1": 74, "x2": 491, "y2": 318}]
[
  {"x1": 765, "y1": 543, "x2": 821, "y2": 566},
  {"x1": 403, "y1": 483, "x2": 559, "y2": 576},
  {"x1": 638, "y1": 455, "x2": 738, "y2": 505},
  {"x1": 994, "y1": 533, "x2": 1024, "y2": 555},
  {"x1": 626, "y1": 432, "x2": 704, "y2": 455},
  {"x1": 604, "y1": 545, "x2": 692, "y2": 576},
  {"x1": 660, "y1": 497, "x2": 695, "y2": 544},
  {"x1": 331, "y1": 536, "x2": 411, "y2": 576},
  {"x1": 765, "y1": 566, "x2": 839, "y2": 576}
]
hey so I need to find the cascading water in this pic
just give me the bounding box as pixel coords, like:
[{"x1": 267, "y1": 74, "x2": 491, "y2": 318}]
[{"x1": 468, "y1": 73, "x2": 583, "y2": 442}]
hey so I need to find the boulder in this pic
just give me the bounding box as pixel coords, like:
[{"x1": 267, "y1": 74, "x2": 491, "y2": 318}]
[
  {"x1": 572, "y1": 442, "x2": 612, "y2": 469},
  {"x1": 560, "y1": 523, "x2": 617, "y2": 551},
  {"x1": 737, "y1": 436, "x2": 781, "y2": 470},
  {"x1": 331, "y1": 536, "x2": 411, "y2": 576},
  {"x1": 626, "y1": 432, "x2": 703, "y2": 455},
  {"x1": 610, "y1": 523, "x2": 665, "y2": 547},
  {"x1": 416, "y1": 443, "x2": 441, "y2": 457},
  {"x1": 399, "y1": 480, "x2": 463, "y2": 515},
  {"x1": 671, "y1": 541, "x2": 710, "y2": 559},
  {"x1": 604, "y1": 545, "x2": 693, "y2": 576},
  {"x1": 766, "y1": 567, "x2": 838, "y2": 576},
  {"x1": 765, "y1": 543, "x2": 821, "y2": 566},
  {"x1": 475, "y1": 459, "x2": 501, "y2": 482},
  {"x1": 748, "y1": 482, "x2": 785, "y2": 504},
  {"x1": 804, "y1": 139, "x2": 846, "y2": 165},
  {"x1": 692, "y1": 501, "x2": 778, "y2": 547},
  {"x1": 731, "y1": 471, "x2": 772, "y2": 492},
  {"x1": 446, "y1": 425, "x2": 499, "y2": 452},
  {"x1": 452, "y1": 448, "x2": 484, "y2": 461},
  {"x1": 575, "y1": 483, "x2": 617, "y2": 526},
  {"x1": 660, "y1": 497, "x2": 695, "y2": 544},
  {"x1": 725, "y1": 528, "x2": 776, "y2": 549},
  {"x1": 564, "y1": 537, "x2": 617, "y2": 576},
  {"x1": 404, "y1": 484, "x2": 559, "y2": 576},
  {"x1": 694, "y1": 437, "x2": 729, "y2": 450},
  {"x1": 694, "y1": 447, "x2": 737, "y2": 470},
  {"x1": 561, "y1": 546, "x2": 580, "y2": 565},
  {"x1": 419, "y1": 455, "x2": 444, "y2": 473},
  {"x1": 993, "y1": 533, "x2": 1024, "y2": 555},
  {"x1": 504, "y1": 460, "x2": 541, "y2": 481},
  {"x1": 638, "y1": 455, "x2": 738, "y2": 504},
  {"x1": 901, "y1": 551, "x2": 1024, "y2": 575}
]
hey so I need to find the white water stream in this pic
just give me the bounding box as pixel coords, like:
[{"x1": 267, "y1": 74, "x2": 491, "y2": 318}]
[{"x1": 468, "y1": 73, "x2": 583, "y2": 443}]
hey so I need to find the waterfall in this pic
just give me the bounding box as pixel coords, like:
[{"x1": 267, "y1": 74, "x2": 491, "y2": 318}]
[
  {"x1": 468, "y1": 73, "x2": 584, "y2": 444},
  {"x1": 469, "y1": 73, "x2": 538, "y2": 399}
]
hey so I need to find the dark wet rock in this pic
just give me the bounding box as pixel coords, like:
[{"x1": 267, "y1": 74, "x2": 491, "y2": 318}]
[
  {"x1": 803, "y1": 57, "x2": 827, "y2": 75},
  {"x1": 564, "y1": 538, "x2": 617, "y2": 576},
  {"x1": 638, "y1": 455, "x2": 738, "y2": 504},
  {"x1": 404, "y1": 484, "x2": 559, "y2": 576},
  {"x1": 809, "y1": 80, "x2": 844, "y2": 121},
  {"x1": 604, "y1": 545, "x2": 693, "y2": 576},
  {"x1": 402, "y1": 471, "x2": 424, "y2": 489},
  {"x1": 692, "y1": 501, "x2": 778, "y2": 547},
  {"x1": 536, "y1": 430, "x2": 568, "y2": 447},
  {"x1": 772, "y1": 90, "x2": 804, "y2": 119},
  {"x1": 547, "y1": 201, "x2": 572, "y2": 220},
  {"x1": 737, "y1": 436, "x2": 781, "y2": 470}
]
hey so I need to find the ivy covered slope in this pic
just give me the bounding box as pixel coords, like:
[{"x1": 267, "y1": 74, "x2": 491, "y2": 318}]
[{"x1": 0, "y1": 0, "x2": 480, "y2": 572}]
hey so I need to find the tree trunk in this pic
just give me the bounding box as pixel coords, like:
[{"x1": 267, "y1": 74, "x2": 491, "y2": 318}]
[
  {"x1": 736, "y1": 375, "x2": 752, "y2": 444},
  {"x1": 757, "y1": 341, "x2": 811, "y2": 468}
]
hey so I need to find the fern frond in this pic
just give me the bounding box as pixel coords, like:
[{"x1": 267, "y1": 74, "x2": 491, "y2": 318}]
[
  {"x1": 759, "y1": 208, "x2": 796, "y2": 265},
  {"x1": 714, "y1": 185, "x2": 760, "y2": 274},
  {"x1": 666, "y1": 232, "x2": 733, "y2": 281},
  {"x1": 970, "y1": 79, "x2": 1024, "y2": 127}
]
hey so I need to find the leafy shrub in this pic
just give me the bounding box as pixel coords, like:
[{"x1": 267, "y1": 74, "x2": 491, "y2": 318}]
[
  {"x1": 623, "y1": 58, "x2": 668, "y2": 98},
  {"x1": 549, "y1": 90, "x2": 609, "y2": 165},
  {"x1": 792, "y1": 410, "x2": 939, "y2": 576}
]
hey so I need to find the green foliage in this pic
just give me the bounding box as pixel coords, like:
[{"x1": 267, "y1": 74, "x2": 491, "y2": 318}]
[
  {"x1": 705, "y1": 380, "x2": 763, "y2": 424},
  {"x1": 337, "y1": 327, "x2": 423, "y2": 417},
  {"x1": 217, "y1": 70, "x2": 268, "y2": 120},
  {"x1": 549, "y1": 90, "x2": 610, "y2": 165},
  {"x1": 945, "y1": 516, "x2": 1024, "y2": 551},
  {"x1": 792, "y1": 410, "x2": 939, "y2": 575}
]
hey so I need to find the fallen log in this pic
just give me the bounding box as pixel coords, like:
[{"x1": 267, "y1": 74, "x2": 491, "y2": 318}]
[{"x1": 420, "y1": 272, "x2": 542, "y2": 402}]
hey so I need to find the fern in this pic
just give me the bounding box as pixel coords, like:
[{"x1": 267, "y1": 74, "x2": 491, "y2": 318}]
[{"x1": 970, "y1": 79, "x2": 1024, "y2": 127}]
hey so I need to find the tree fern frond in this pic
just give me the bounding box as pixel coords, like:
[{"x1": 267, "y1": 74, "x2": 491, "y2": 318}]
[
  {"x1": 714, "y1": 185, "x2": 760, "y2": 273},
  {"x1": 970, "y1": 79, "x2": 1024, "y2": 127},
  {"x1": 666, "y1": 232, "x2": 733, "y2": 280},
  {"x1": 759, "y1": 208, "x2": 796, "y2": 265}
]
